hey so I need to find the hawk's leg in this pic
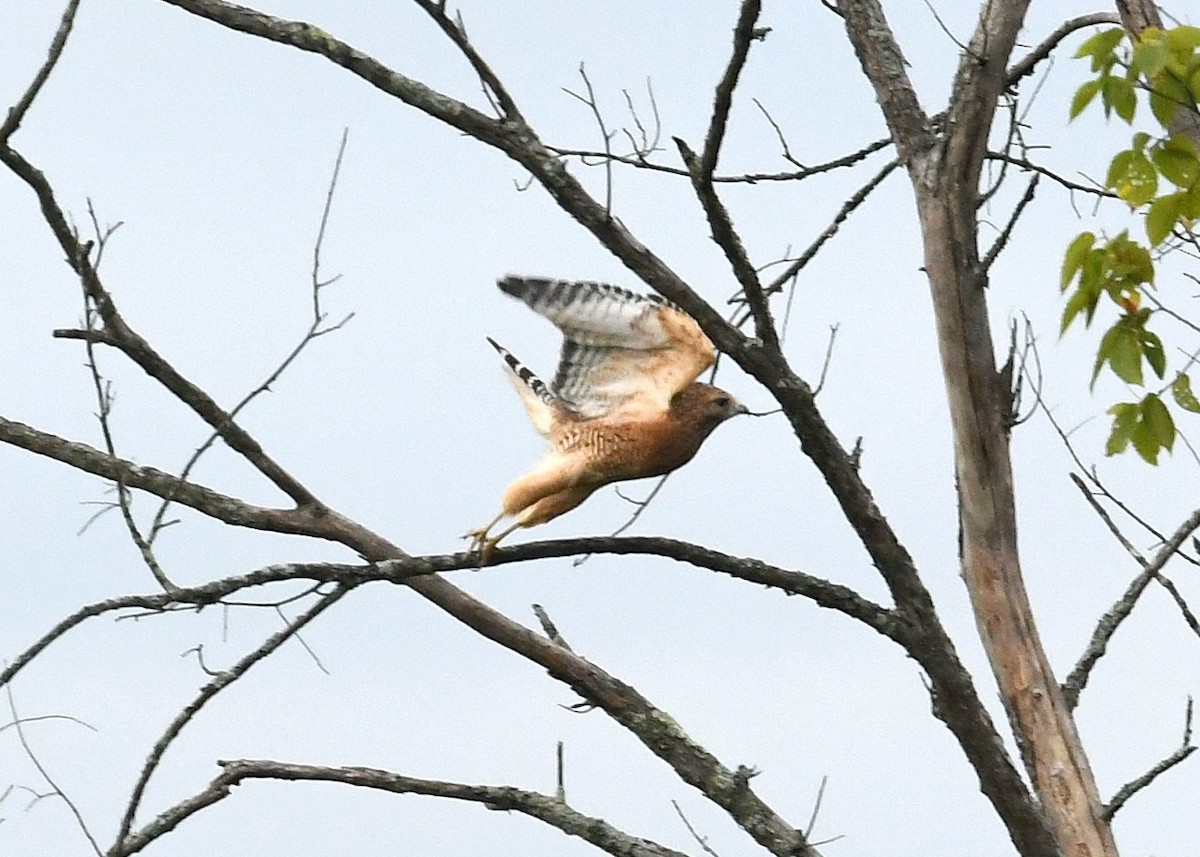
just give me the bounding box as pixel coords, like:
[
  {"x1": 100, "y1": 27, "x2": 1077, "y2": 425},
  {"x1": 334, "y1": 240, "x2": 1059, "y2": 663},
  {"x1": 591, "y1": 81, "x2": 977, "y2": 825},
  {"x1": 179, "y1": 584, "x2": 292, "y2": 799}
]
[{"x1": 464, "y1": 510, "x2": 511, "y2": 565}]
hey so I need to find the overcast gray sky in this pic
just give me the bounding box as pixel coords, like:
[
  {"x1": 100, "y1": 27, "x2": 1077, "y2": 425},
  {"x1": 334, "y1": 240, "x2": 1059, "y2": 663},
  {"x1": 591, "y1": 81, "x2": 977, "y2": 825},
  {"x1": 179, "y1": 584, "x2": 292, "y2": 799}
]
[{"x1": 2, "y1": 2, "x2": 1197, "y2": 856}]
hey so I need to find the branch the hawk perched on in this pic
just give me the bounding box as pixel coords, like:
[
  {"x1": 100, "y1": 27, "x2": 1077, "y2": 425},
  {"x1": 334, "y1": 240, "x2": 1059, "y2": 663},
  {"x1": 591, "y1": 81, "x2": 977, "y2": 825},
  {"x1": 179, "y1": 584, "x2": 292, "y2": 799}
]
[{"x1": 467, "y1": 276, "x2": 746, "y2": 559}]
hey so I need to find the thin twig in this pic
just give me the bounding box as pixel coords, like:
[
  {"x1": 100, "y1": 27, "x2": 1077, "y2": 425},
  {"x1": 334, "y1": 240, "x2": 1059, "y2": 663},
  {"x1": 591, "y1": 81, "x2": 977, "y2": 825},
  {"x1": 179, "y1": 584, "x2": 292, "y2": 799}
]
[
  {"x1": 144, "y1": 131, "x2": 353, "y2": 543},
  {"x1": 1063, "y1": 502, "x2": 1200, "y2": 709},
  {"x1": 549, "y1": 136, "x2": 891, "y2": 184},
  {"x1": 411, "y1": 0, "x2": 521, "y2": 120},
  {"x1": 985, "y1": 153, "x2": 1116, "y2": 198},
  {"x1": 752, "y1": 98, "x2": 804, "y2": 168},
  {"x1": 0, "y1": 142, "x2": 322, "y2": 510},
  {"x1": 532, "y1": 604, "x2": 574, "y2": 652},
  {"x1": 78, "y1": 204, "x2": 176, "y2": 591},
  {"x1": 563, "y1": 65, "x2": 615, "y2": 218},
  {"x1": 3, "y1": 683, "x2": 102, "y2": 856},
  {"x1": 672, "y1": 800, "x2": 722, "y2": 857},
  {"x1": 775, "y1": 159, "x2": 901, "y2": 338},
  {"x1": 982, "y1": 173, "x2": 1038, "y2": 270},
  {"x1": 573, "y1": 476, "x2": 672, "y2": 567},
  {"x1": 812, "y1": 326, "x2": 840, "y2": 396},
  {"x1": 1103, "y1": 697, "x2": 1195, "y2": 819},
  {"x1": 111, "y1": 585, "x2": 352, "y2": 852}
]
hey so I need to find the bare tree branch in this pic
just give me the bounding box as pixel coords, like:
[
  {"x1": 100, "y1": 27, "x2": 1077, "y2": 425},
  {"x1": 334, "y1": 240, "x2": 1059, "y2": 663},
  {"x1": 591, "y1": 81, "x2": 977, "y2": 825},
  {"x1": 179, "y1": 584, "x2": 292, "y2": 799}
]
[
  {"x1": 982, "y1": 173, "x2": 1039, "y2": 270},
  {"x1": 1064, "y1": 499, "x2": 1200, "y2": 710},
  {"x1": 1, "y1": 534, "x2": 897, "y2": 695},
  {"x1": 0, "y1": 416, "x2": 331, "y2": 538},
  {"x1": 119, "y1": 759, "x2": 691, "y2": 857},
  {"x1": 3, "y1": 684, "x2": 102, "y2": 856},
  {"x1": 1006, "y1": 13, "x2": 1121, "y2": 84},
  {"x1": 674, "y1": 0, "x2": 778, "y2": 352},
  {"x1": 1103, "y1": 697, "x2": 1196, "y2": 820},
  {"x1": 111, "y1": 586, "x2": 352, "y2": 854},
  {"x1": 549, "y1": 136, "x2": 892, "y2": 184},
  {"x1": 770, "y1": 158, "x2": 901, "y2": 336},
  {"x1": 411, "y1": 1, "x2": 521, "y2": 120},
  {"x1": 985, "y1": 153, "x2": 1117, "y2": 198},
  {"x1": 73, "y1": 209, "x2": 176, "y2": 591},
  {"x1": 0, "y1": 0, "x2": 81, "y2": 142},
  {"x1": 146, "y1": 130, "x2": 354, "y2": 544},
  {"x1": 0, "y1": 143, "x2": 322, "y2": 510}
]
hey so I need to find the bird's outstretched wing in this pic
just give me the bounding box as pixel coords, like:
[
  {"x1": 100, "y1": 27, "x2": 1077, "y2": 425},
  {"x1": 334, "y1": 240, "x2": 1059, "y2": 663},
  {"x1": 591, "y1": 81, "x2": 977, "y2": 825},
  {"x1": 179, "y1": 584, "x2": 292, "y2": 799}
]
[{"x1": 497, "y1": 276, "x2": 715, "y2": 420}]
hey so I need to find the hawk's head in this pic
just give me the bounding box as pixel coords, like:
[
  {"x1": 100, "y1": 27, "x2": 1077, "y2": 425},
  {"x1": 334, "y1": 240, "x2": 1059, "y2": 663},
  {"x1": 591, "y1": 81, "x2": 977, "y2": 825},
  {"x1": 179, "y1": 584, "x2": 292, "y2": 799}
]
[{"x1": 671, "y1": 382, "x2": 748, "y2": 436}]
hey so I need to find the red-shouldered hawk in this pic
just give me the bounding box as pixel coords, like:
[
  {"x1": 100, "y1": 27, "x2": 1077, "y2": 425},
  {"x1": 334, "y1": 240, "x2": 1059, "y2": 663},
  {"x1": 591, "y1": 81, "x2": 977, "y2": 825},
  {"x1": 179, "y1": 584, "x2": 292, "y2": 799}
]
[{"x1": 466, "y1": 276, "x2": 746, "y2": 559}]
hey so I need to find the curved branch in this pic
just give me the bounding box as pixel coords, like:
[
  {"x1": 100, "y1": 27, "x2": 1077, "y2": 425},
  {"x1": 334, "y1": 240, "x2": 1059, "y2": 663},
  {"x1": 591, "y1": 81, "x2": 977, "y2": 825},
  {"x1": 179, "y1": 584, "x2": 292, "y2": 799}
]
[
  {"x1": 1, "y1": 535, "x2": 896, "y2": 696},
  {"x1": 1005, "y1": 13, "x2": 1120, "y2": 85},
  {"x1": 985, "y1": 153, "x2": 1116, "y2": 198},
  {"x1": 120, "y1": 759, "x2": 691, "y2": 857}
]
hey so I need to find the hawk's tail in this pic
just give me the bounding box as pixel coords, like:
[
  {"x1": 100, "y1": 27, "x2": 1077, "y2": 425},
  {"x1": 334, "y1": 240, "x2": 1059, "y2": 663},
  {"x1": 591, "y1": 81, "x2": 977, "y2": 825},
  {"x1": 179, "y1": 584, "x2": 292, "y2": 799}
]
[{"x1": 487, "y1": 337, "x2": 556, "y2": 436}]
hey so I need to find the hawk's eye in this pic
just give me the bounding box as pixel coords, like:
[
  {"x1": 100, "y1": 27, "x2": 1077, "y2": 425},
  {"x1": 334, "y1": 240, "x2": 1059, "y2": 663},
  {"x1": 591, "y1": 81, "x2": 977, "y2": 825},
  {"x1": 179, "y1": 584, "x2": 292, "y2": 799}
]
[{"x1": 713, "y1": 395, "x2": 731, "y2": 408}]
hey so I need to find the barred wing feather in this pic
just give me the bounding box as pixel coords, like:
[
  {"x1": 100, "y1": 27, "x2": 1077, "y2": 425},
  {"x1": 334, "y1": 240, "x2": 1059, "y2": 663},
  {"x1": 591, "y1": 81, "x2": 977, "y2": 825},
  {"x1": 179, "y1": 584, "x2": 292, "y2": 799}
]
[{"x1": 497, "y1": 276, "x2": 715, "y2": 419}]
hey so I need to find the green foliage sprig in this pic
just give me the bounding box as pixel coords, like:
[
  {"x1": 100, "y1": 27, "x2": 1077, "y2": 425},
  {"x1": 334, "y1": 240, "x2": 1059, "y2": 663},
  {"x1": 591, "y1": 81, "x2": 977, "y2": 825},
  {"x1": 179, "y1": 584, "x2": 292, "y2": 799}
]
[{"x1": 1064, "y1": 25, "x2": 1200, "y2": 463}]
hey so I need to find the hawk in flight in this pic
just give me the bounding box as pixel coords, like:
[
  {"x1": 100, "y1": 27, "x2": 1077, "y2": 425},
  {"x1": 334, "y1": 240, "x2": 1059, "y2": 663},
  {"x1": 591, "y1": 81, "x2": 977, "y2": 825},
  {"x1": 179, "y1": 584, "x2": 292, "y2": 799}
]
[{"x1": 467, "y1": 276, "x2": 746, "y2": 559}]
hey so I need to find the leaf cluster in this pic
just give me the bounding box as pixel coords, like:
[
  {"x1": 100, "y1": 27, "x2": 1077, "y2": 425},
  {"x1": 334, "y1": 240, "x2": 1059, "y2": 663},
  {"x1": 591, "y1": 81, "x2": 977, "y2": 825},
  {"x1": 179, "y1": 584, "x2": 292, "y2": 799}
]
[{"x1": 1063, "y1": 26, "x2": 1200, "y2": 463}]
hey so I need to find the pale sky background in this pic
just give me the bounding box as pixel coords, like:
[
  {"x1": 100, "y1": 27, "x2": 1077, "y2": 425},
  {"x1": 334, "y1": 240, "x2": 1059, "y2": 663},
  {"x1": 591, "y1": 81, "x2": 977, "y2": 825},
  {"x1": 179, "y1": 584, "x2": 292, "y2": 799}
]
[{"x1": 2, "y1": 2, "x2": 1198, "y2": 856}]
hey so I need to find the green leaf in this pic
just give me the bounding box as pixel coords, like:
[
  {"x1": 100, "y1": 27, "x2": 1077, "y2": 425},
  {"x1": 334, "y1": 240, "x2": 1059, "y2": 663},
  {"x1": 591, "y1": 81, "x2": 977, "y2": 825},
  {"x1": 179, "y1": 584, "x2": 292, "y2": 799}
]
[
  {"x1": 1110, "y1": 326, "x2": 1144, "y2": 385},
  {"x1": 1152, "y1": 142, "x2": 1200, "y2": 188},
  {"x1": 1164, "y1": 25, "x2": 1200, "y2": 53},
  {"x1": 1141, "y1": 328, "x2": 1166, "y2": 378},
  {"x1": 1106, "y1": 149, "x2": 1133, "y2": 189},
  {"x1": 1105, "y1": 401, "x2": 1139, "y2": 456},
  {"x1": 1117, "y1": 151, "x2": 1159, "y2": 204},
  {"x1": 1150, "y1": 87, "x2": 1182, "y2": 126},
  {"x1": 1061, "y1": 231, "x2": 1095, "y2": 288},
  {"x1": 1102, "y1": 76, "x2": 1138, "y2": 122},
  {"x1": 1138, "y1": 393, "x2": 1176, "y2": 462},
  {"x1": 1076, "y1": 27, "x2": 1126, "y2": 61},
  {"x1": 1184, "y1": 182, "x2": 1200, "y2": 220},
  {"x1": 1172, "y1": 373, "x2": 1200, "y2": 413},
  {"x1": 1061, "y1": 284, "x2": 1098, "y2": 334},
  {"x1": 1146, "y1": 193, "x2": 1182, "y2": 245},
  {"x1": 1149, "y1": 74, "x2": 1191, "y2": 126},
  {"x1": 1093, "y1": 322, "x2": 1144, "y2": 387},
  {"x1": 1134, "y1": 38, "x2": 1170, "y2": 77},
  {"x1": 1070, "y1": 79, "x2": 1102, "y2": 119},
  {"x1": 1105, "y1": 232, "x2": 1154, "y2": 285}
]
